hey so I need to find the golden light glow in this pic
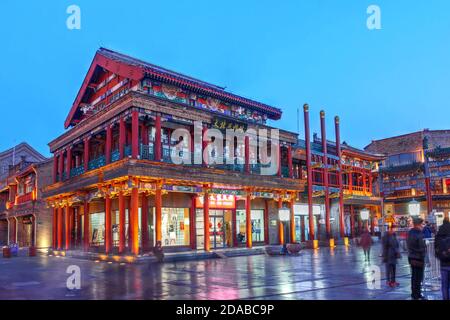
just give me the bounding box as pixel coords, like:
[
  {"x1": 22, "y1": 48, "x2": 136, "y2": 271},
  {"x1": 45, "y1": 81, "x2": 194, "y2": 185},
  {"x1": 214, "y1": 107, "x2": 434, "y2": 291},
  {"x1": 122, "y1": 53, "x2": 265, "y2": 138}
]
[
  {"x1": 344, "y1": 237, "x2": 350, "y2": 246},
  {"x1": 112, "y1": 255, "x2": 121, "y2": 262},
  {"x1": 99, "y1": 254, "x2": 108, "y2": 261},
  {"x1": 124, "y1": 256, "x2": 136, "y2": 263},
  {"x1": 313, "y1": 240, "x2": 319, "y2": 249},
  {"x1": 329, "y1": 238, "x2": 335, "y2": 248}
]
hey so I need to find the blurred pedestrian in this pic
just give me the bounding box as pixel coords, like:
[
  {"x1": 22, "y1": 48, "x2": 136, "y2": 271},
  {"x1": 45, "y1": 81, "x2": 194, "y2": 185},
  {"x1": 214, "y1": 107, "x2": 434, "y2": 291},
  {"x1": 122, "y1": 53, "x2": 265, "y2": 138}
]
[
  {"x1": 382, "y1": 226, "x2": 401, "y2": 287},
  {"x1": 360, "y1": 228, "x2": 373, "y2": 261},
  {"x1": 423, "y1": 221, "x2": 433, "y2": 239},
  {"x1": 152, "y1": 240, "x2": 164, "y2": 263},
  {"x1": 407, "y1": 217, "x2": 426, "y2": 300},
  {"x1": 435, "y1": 218, "x2": 450, "y2": 300}
]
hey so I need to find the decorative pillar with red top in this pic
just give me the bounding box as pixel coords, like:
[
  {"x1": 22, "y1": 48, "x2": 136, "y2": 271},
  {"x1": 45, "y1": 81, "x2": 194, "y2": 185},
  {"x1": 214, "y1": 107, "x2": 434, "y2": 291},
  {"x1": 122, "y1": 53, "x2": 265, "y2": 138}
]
[
  {"x1": 65, "y1": 205, "x2": 71, "y2": 250},
  {"x1": 320, "y1": 110, "x2": 331, "y2": 239},
  {"x1": 288, "y1": 145, "x2": 293, "y2": 178},
  {"x1": 245, "y1": 136, "x2": 250, "y2": 173},
  {"x1": 83, "y1": 200, "x2": 90, "y2": 251},
  {"x1": 83, "y1": 137, "x2": 90, "y2": 172},
  {"x1": 119, "y1": 117, "x2": 126, "y2": 159},
  {"x1": 141, "y1": 193, "x2": 149, "y2": 252},
  {"x1": 118, "y1": 191, "x2": 126, "y2": 253},
  {"x1": 130, "y1": 184, "x2": 139, "y2": 255},
  {"x1": 335, "y1": 116, "x2": 345, "y2": 238},
  {"x1": 246, "y1": 192, "x2": 252, "y2": 248},
  {"x1": 131, "y1": 111, "x2": 139, "y2": 159},
  {"x1": 190, "y1": 195, "x2": 197, "y2": 250},
  {"x1": 105, "y1": 195, "x2": 112, "y2": 254},
  {"x1": 155, "y1": 182, "x2": 162, "y2": 244},
  {"x1": 203, "y1": 186, "x2": 210, "y2": 251},
  {"x1": 66, "y1": 147, "x2": 72, "y2": 180},
  {"x1": 304, "y1": 104, "x2": 315, "y2": 241},
  {"x1": 105, "y1": 125, "x2": 112, "y2": 165},
  {"x1": 155, "y1": 115, "x2": 162, "y2": 161}
]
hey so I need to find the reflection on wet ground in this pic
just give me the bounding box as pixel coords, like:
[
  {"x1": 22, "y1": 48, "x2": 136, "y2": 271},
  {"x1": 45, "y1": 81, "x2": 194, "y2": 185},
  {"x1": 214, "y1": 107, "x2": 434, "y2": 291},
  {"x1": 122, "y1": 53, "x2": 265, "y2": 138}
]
[{"x1": 0, "y1": 243, "x2": 442, "y2": 300}]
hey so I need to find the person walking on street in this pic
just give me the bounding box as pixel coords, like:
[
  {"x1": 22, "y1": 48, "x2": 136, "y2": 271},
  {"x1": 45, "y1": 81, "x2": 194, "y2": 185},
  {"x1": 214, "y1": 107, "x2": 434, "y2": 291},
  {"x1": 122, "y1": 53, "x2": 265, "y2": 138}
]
[
  {"x1": 360, "y1": 228, "x2": 373, "y2": 261},
  {"x1": 435, "y1": 218, "x2": 450, "y2": 300},
  {"x1": 382, "y1": 226, "x2": 401, "y2": 287},
  {"x1": 407, "y1": 217, "x2": 426, "y2": 300},
  {"x1": 423, "y1": 221, "x2": 433, "y2": 239}
]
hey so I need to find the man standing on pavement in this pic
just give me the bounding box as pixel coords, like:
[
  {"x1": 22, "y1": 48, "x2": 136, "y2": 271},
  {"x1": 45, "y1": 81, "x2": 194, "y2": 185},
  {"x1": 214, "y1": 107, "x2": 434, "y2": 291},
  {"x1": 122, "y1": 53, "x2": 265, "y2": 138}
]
[
  {"x1": 435, "y1": 218, "x2": 450, "y2": 300},
  {"x1": 407, "y1": 217, "x2": 426, "y2": 300}
]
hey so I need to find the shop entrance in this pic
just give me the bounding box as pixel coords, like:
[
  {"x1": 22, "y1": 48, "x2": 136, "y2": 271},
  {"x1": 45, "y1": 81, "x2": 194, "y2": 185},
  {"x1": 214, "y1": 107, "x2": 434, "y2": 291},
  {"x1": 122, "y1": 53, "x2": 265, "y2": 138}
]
[{"x1": 196, "y1": 209, "x2": 233, "y2": 250}]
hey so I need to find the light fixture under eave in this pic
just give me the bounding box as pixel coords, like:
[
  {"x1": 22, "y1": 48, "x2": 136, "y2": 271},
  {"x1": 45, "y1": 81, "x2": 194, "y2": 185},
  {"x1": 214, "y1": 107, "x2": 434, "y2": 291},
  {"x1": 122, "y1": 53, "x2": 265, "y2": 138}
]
[
  {"x1": 408, "y1": 199, "x2": 421, "y2": 217},
  {"x1": 360, "y1": 209, "x2": 370, "y2": 221},
  {"x1": 278, "y1": 208, "x2": 290, "y2": 222}
]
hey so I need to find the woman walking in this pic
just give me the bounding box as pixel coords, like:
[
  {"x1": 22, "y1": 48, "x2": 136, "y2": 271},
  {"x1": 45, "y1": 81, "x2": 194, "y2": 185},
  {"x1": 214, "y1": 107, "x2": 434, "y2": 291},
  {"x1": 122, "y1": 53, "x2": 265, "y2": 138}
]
[
  {"x1": 382, "y1": 226, "x2": 401, "y2": 287},
  {"x1": 360, "y1": 228, "x2": 373, "y2": 261}
]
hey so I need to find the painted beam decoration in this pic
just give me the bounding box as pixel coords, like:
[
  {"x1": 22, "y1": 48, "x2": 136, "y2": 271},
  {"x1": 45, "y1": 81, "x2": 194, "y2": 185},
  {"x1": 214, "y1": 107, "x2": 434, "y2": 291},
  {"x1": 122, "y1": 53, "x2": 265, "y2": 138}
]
[{"x1": 142, "y1": 79, "x2": 268, "y2": 124}]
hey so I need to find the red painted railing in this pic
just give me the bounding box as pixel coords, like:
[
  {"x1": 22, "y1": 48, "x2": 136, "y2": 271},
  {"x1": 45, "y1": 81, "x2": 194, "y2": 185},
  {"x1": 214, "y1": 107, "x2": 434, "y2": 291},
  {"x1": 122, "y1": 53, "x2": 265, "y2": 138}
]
[{"x1": 15, "y1": 191, "x2": 35, "y2": 205}]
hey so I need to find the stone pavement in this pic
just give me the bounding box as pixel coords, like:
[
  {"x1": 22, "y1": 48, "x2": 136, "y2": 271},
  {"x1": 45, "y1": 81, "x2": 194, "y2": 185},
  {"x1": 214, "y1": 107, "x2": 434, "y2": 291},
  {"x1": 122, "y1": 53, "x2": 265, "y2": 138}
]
[{"x1": 0, "y1": 243, "x2": 443, "y2": 300}]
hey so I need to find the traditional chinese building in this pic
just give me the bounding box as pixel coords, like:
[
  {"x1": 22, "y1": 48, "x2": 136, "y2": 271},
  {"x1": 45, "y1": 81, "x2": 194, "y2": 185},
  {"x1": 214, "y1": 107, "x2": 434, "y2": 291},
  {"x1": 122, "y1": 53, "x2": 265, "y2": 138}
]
[
  {"x1": 43, "y1": 48, "x2": 305, "y2": 256},
  {"x1": 0, "y1": 143, "x2": 51, "y2": 248},
  {"x1": 365, "y1": 129, "x2": 450, "y2": 225},
  {"x1": 291, "y1": 106, "x2": 384, "y2": 245}
]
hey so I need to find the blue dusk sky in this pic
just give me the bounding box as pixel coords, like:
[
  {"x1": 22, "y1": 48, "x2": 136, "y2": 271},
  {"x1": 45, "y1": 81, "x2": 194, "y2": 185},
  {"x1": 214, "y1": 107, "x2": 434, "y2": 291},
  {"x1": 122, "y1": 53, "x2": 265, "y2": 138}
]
[{"x1": 1, "y1": 0, "x2": 450, "y2": 157}]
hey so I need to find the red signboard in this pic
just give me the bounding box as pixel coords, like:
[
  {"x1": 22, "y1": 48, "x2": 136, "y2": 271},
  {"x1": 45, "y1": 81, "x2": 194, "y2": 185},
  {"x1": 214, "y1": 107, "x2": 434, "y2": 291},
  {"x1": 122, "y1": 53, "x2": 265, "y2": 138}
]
[{"x1": 196, "y1": 194, "x2": 236, "y2": 209}]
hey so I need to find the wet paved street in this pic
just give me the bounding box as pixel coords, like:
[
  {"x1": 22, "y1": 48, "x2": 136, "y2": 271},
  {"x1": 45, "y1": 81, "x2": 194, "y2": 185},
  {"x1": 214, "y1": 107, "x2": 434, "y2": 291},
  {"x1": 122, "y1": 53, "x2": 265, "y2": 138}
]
[{"x1": 0, "y1": 243, "x2": 443, "y2": 300}]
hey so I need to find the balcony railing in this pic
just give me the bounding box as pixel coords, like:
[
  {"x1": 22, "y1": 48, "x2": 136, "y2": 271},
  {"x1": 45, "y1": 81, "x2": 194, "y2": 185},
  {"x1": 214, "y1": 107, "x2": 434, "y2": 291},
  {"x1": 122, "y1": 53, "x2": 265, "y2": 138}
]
[
  {"x1": 70, "y1": 166, "x2": 85, "y2": 178},
  {"x1": 16, "y1": 192, "x2": 34, "y2": 205},
  {"x1": 111, "y1": 149, "x2": 120, "y2": 163},
  {"x1": 88, "y1": 156, "x2": 106, "y2": 171}
]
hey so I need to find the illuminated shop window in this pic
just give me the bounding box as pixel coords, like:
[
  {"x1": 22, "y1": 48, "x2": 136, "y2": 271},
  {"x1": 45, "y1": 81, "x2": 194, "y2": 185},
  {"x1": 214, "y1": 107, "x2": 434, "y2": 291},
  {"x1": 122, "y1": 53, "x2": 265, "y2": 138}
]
[
  {"x1": 159, "y1": 208, "x2": 190, "y2": 246},
  {"x1": 236, "y1": 209, "x2": 265, "y2": 243}
]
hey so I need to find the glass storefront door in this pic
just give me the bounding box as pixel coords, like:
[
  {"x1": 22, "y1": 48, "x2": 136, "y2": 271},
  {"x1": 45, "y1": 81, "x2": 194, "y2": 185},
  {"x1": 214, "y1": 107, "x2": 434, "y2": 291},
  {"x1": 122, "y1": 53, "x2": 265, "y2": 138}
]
[{"x1": 196, "y1": 209, "x2": 233, "y2": 249}]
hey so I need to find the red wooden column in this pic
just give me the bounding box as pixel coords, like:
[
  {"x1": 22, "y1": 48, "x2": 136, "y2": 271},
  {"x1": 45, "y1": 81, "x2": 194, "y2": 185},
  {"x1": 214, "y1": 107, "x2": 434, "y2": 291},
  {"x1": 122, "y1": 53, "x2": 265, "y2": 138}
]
[
  {"x1": 335, "y1": 116, "x2": 345, "y2": 238},
  {"x1": 290, "y1": 198, "x2": 296, "y2": 243},
  {"x1": 190, "y1": 195, "x2": 197, "y2": 250},
  {"x1": 83, "y1": 137, "x2": 90, "y2": 172},
  {"x1": 278, "y1": 199, "x2": 284, "y2": 245},
  {"x1": 350, "y1": 205, "x2": 355, "y2": 238},
  {"x1": 52, "y1": 208, "x2": 57, "y2": 249},
  {"x1": 130, "y1": 185, "x2": 139, "y2": 255},
  {"x1": 57, "y1": 207, "x2": 63, "y2": 250},
  {"x1": 155, "y1": 183, "x2": 162, "y2": 244},
  {"x1": 77, "y1": 208, "x2": 82, "y2": 247},
  {"x1": 142, "y1": 123, "x2": 149, "y2": 146},
  {"x1": 288, "y1": 145, "x2": 293, "y2": 178},
  {"x1": 245, "y1": 136, "x2": 250, "y2": 173},
  {"x1": 105, "y1": 195, "x2": 112, "y2": 254},
  {"x1": 65, "y1": 205, "x2": 71, "y2": 250},
  {"x1": 141, "y1": 193, "x2": 149, "y2": 252},
  {"x1": 154, "y1": 115, "x2": 162, "y2": 161},
  {"x1": 349, "y1": 170, "x2": 353, "y2": 193},
  {"x1": 368, "y1": 173, "x2": 373, "y2": 195},
  {"x1": 119, "y1": 117, "x2": 126, "y2": 159},
  {"x1": 202, "y1": 126, "x2": 208, "y2": 167},
  {"x1": 105, "y1": 125, "x2": 112, "y2": 165},
  {"x1": 203, "y1": 187, "x2": 210, "y2": 251},
  {"x1": 118, "y1": 191, "x2": 126, "y2": 254},
  {"x1": 53, "y1": 154, "x2": 58, "y2": 183},
  {"x1": 362, "y1": 172, "x2": 367, "y2": 194},
  {"x1": 66, "y1": 147, "x2": 72, "y2": 180},
  {"x1": 300, "y1": 216, "x2": 306, "y2": 242},
  {"x1": 131, "y1": 111, "x2": 139, "y2": 159},
  {"x1": 277, "y1": 145, "x2": 282, "y2": 177},
  {"x1": 83, "y1": 201, "x2": 90, "y2": 251},
  {"x1": 304, "y1": 104, "x2": 315, "y2": 241},
  {"x1": 264, "y1": 199, "x2": 270, "y2": 245},
  {"x1": 320, "y1": 110, "x2": 331, "y2": 239},
  {"x1": 246, "y1": 192, "x2": 252, "y2": 248},
  {"x1": 59, "y1": 150, "x2": 65, "y2": 181}
]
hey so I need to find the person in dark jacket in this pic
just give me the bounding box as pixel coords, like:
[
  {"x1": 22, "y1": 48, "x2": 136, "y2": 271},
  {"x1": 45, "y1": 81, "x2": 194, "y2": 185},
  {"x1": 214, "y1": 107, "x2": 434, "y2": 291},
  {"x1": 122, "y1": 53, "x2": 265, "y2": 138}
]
[
  {"x1": 407, "y1": 217, "x2": 426, "y2": 300},
  {"x1": 382, "y1": 226, "x2": 401, "y2": 287},
  {"x1": 435, "y1": 218, "x2": 450, "y2": 300},
  {"x1": 360, "y1": 228, "x2": 373, "y2": 261}
]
